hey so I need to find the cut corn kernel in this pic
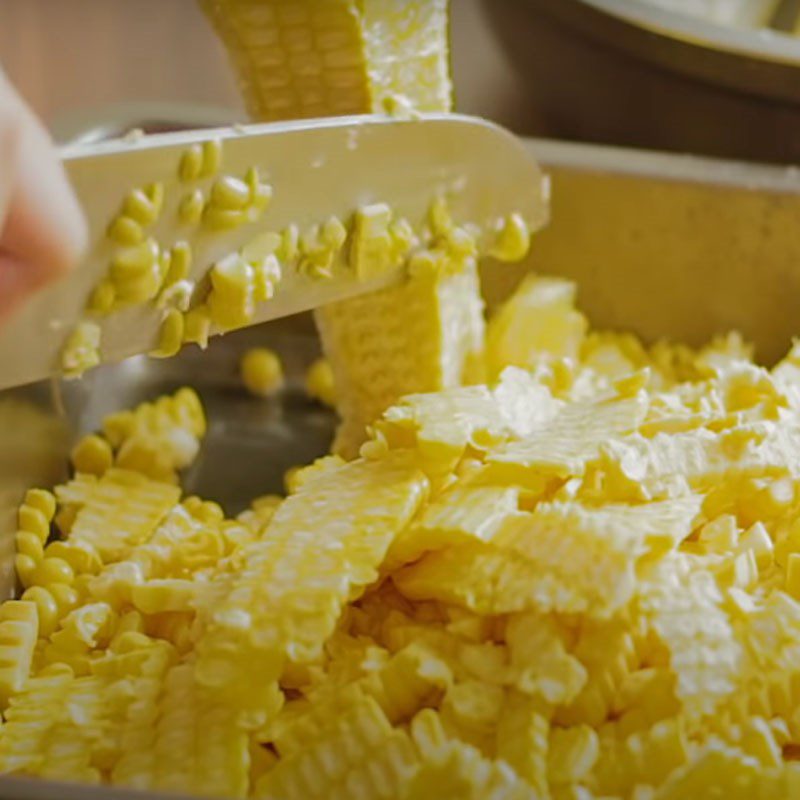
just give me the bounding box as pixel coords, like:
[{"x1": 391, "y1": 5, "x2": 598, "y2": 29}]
[
  {"x1": 178, "y1": 189, "x2": 205, "y2": 226},
  {"x1": 61, "y1": 321, "x2": 101, "y2": 379},
  {"x1": 107, "y1": 215, "x2": 144, "y2": 246},
  {"x1": 207, "y1": 254, "x2": 255, "y2": 330},
  {"x1": 149, "y1": 310, "x2": 185, "y2": 359},
  {"x1": 179, "y1": 144, "x2": 203, "y2": 182}
]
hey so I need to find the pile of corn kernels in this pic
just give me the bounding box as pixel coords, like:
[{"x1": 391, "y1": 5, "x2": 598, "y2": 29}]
[{"x1": 6, "y1": 272, "x2": 800, "y2": 798}]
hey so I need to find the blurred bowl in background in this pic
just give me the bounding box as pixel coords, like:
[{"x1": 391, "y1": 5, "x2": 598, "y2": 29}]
[{"x1": 485, "y1": 0, "x2": 800, "y2": 163}]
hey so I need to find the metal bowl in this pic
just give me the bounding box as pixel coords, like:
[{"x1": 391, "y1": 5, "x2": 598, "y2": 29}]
[{"x1": 485, "y1": 0, "x2": 800, "y2": 163}]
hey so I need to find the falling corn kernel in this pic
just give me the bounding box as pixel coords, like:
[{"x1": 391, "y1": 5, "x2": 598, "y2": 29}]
[
  {"x1": 150, "y1": 309, "x2": 185, "y2": 359},
  {"x1": 240, "y1": 348, "x2": 284, "y2": 398},
  {"x1": 164, "y1": 241, "x2": 192, "y2": 287},
  {"x1": 305, "y1": 357, "x2": 336, "y2": 407},
  {"x1": 70, "y1": 435, "x2": 113, "y2": 477},
  {"x1": 61, "y1": 321, "x2": 101, "y2": 378}
]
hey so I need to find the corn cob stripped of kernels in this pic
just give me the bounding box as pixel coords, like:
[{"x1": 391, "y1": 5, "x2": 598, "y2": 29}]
[
  {"x1": 13, "y1": 262, "x2": 800, "y2": 798},
  {"x1": 202, "y1": 0, "x2": 499, "y2": 457}
]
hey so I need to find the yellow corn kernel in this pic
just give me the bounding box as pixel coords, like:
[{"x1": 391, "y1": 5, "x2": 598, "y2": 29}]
[
  {"x1": 0, "y1": 601, "x2": 38, "y2": 704},
  {"x1": 15, "y1": 554, "x2": 37, "y2": 589},
  {"x1": 86, "y1": 280, "x2": 116, "y2": 315},
  {"x1": 283, "y1": 465, "x2": 302, "y2": 495},
  {"x1": 252, "y1": 255, "x2": 281, "y2": 303},
  {"x1": 44, "y1": 541, "x2": 101, "y2": 576},
  {"x1": 131, "y1": 579, "x2": 196, "y2": 615},
  {"x1": 157, "y1": 280, "x2": 195, "y2": 313},
  {"x1": 15, "y1": 531, "x2": 43, "y2": 562},
  {"x1": 242, "y1": 231, "x2": 281, "y2": 263},
  {"x1": 48, "y1": 585, "x2": 80, "y2": 618},
  {"x1": 207, "y1": 254, "x2": 255, "y2": 330},
  {"x1": 489, "y1": 213, "x2": 531, "y2": 262},
  {"x1": 107, "y1": 214, "x2": 144, "y2": 246},
  {"x1": 123, "y1": 187, "x2": 159, "y2": 227},
  {"x1": 31, "y1": 558, "x2": 74, "y2": 587},
  {"x1": 109, "y1": 237, "x2": 160, "y2": 281},
  {"x1": 178, "y1": 189, "x2": 205, "y2": 226},
  {"x1": 19, "y1": 504, "x2": 51, "y2": 542},
  {"x1": 179, "y1": 144, "x2": 203, "y2": 181},
  {"x1": 240, "y1": 348, "x2": 284, "y2": 398},
  {"x1": 61, "y1": 321, "x2": 101, "y2": 378},
  {"x1": 71, "y1": 434, "x2": 114, "y2": 477},
  {"x1": 787, "y1": 553, "x2": 800, "y2": 600},
  {"x1": 210, "y1": 175, "x2": 250, "y2": 210},
  {"x1": 547, "y1": 725, "x2": 599, "y2": 784},
  {"x1": 251, "y1": 182, "x2": 273, "y2": 214},
  {"x1": 202, "y1": 206, "x2": 248, "y2": 231},
  {"x1": 350, "y1": 203, "x2": 394, "y2": 279},
  {"x1": 24, "y1": 489, "x2": 55, "y2": 522},
  {"x1": 150, "y1": 309, "x2": 185, "y2": 359},
  {"x1": 200, "y1": 138, "x2": 223, "y2": 177},
  {"x1": 164, "y1": 241, "x2": 192, "y2": 287},
  {"x1": 183, "y1": 305, "x2": 212, "y2": 349},
  {"x1": 738, "y1": 521, "x2": 774, "y2": 570},
  {"x1": 322, "y1": 216, "x2": 348, "y2": 250},
  {"x1": 21, "y1": 586, "x2": 59, "y2": 637},
  {"x1": 277, "y1": 224, "x2": 299, "y2": 262},
  {"x1": 305, "y1": 357, "x2": 336, "y2": 407}
]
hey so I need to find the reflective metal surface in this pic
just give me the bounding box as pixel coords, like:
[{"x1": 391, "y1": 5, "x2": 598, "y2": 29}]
[{"x1": 486, "y1": 0, "x2": 800, "y2": 163}]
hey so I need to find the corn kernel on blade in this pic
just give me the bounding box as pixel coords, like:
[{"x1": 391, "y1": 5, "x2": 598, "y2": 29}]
[{"x1": 0, "y1": 114, "x2": 547, "y2": 391}]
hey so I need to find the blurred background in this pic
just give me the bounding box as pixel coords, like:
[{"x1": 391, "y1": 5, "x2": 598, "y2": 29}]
[{"x1": 3, "y1": 0, "x2": 800, "y2": 162}]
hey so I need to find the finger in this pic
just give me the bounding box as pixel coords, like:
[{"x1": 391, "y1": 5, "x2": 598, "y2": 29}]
[
  {"x1": 0, "y1": 70, "x2": 87, "y2": 290},
  {"x1": 0, "y1": 253, "x2": 36, "y2": 323}
]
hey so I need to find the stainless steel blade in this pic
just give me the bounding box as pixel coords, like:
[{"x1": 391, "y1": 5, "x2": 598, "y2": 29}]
[{"x1": 0, "y1": 113, "x2": 548, "y2": 390}]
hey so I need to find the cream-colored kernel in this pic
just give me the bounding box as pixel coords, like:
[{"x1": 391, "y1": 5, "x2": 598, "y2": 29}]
[
  {"x1": 242, "y1": 232, "x2": 281, "y2": 263},
  {"x1": 787, "y1": 553, "x2": 800, "y2": 600},
  {"x1": 252, "y1": 255, "x2": 282, "y2": 303},
  {"x1": 61, "y1": 321, "x2": 101, "y2": 378},
  {"x1": 157, "y1": 280, "x2": 195, "y2": 312}
]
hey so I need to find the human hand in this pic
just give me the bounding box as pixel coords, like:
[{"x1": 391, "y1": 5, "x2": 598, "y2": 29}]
[{"x1": 0, "y1": 68, "x2": 87, "y2": 324}]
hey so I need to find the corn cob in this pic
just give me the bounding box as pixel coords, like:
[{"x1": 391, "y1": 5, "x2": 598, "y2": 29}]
[
  {"x1": 202, "y1": 0, "x2": 494, "y2": 457},
  {"x1": 194, "y1": 453, "x2": 428, "y2": 721}
]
